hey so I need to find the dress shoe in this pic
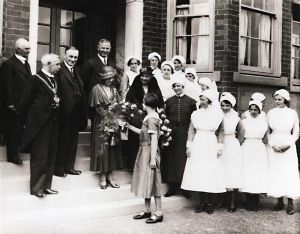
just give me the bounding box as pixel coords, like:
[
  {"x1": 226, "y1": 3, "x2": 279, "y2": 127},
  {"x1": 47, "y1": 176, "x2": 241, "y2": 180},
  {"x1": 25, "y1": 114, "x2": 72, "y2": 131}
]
[
  {"x1": 206, "y1": 204, "x2": 214, "y2": 214},
  {"x1": 133, "y1": 211, "x2": 151, "y2": 219},
  {"x1": 272, "y1": 202, "x2": 284, "y2": 211},
  {"x1": 66, "y1": 169, "x2": 81, "y2": 175},
  {"x1": 32, "y1": 191, "x2": 46, "y2": 198},
  {"x1": 164, "y1": 189, "x2": 176, "y2": 197},
  {"x1": 100, "y1": 181, "x2": 107, "y2": 189},
  {"x1": 7, "y1": 158, "x2": 23, "y2": 165},
  {"x1": 194, "y1": 203, "x2": 205, "y2": 213},
  {"x1": 54, "y1": 171, "x2": 67, "y2": 177},
  {"x1": 44, "y1": 189, "x2": 58, "y2": 195},
  {"x1": 286, "y1": 205, "x2": 295, "y2": 215},
  {"x1": 145, "y1": 214, "x2": 163, "y2": 224},
  {"x1": 107, "y1": 180, "x2": 120, "y2": 188}
]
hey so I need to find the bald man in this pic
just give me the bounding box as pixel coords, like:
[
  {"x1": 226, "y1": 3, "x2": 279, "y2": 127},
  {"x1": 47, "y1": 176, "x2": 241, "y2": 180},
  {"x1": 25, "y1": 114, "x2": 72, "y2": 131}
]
[
  {"x1": 2, "y1": 38, "x2": 31, "y2": 165},
  {"x1": 17, "y1": 53, "x2": 61, "y2": 198}
]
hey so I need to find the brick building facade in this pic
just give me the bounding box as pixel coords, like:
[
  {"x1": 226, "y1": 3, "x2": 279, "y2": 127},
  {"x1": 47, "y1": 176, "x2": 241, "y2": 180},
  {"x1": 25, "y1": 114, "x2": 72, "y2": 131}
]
[{"x1": 0, "y1": 0, "x2": 300, "y2": 145}]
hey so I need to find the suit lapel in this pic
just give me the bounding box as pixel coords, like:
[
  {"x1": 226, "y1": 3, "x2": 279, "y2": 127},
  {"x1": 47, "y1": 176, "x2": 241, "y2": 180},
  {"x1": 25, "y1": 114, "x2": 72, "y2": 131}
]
[{"x1": 13, "y1": 55, "x2": 30, "y2": 76}]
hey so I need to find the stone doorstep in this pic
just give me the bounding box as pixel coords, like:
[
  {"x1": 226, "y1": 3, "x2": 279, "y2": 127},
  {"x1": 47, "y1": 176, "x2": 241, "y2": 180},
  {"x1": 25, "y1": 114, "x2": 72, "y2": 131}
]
[
  {"x1": 1, "y1": 170, "x2": 133, "y2": 194},
  {"x1": 2, "y1": 194, "x2": 196, "y2": 233}
]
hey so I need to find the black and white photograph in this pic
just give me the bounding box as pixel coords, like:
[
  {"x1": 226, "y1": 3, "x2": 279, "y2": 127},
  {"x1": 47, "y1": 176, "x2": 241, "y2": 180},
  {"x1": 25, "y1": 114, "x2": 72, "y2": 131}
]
[{"x1": 0, "y1": 0, "x2": 300, "y2": 233}]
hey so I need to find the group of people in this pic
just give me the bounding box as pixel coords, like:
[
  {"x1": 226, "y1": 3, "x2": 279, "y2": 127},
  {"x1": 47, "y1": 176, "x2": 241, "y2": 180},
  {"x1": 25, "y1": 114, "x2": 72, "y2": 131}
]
[{"x1": 1, "y1": 37, "x2": 299, "y2": 224}]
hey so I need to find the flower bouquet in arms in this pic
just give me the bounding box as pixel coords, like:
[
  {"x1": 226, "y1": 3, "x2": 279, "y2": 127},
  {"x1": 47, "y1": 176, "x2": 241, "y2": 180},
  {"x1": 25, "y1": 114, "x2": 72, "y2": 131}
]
[
  {"x1": 120, "y1": 102, "x2": 145, "y2": 132},
  {"x1": 157, "y1": 108, "x2": 172, "y2": 150}
]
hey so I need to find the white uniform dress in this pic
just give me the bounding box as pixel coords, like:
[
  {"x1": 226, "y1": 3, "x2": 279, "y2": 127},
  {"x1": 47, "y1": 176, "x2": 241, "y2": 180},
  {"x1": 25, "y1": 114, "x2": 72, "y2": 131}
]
[
  {"x1": 267, "y1": 107, "x2": 300, "y2": 199},
  {"x1": 156, "y1": 75, "x2": 175, "y2": 101},
  {"x1": 221, "y1": 110, "x2": 243, "y2": 189},
  {"x1": 181, "y1": 105, "x2": 225, "y2": 193},
  {"x1": 241, "y1": 115, "x2": 268, "y2": 193}
]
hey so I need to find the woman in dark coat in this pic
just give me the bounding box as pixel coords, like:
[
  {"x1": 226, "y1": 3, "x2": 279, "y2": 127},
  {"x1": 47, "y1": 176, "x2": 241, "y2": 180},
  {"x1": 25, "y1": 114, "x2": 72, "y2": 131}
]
[
  {"x1": 125, "y1": 66, "x2": 164, "y2": 169},
  {"x1": 162, "y1": 76, "x2": 196, "y2": 198}
]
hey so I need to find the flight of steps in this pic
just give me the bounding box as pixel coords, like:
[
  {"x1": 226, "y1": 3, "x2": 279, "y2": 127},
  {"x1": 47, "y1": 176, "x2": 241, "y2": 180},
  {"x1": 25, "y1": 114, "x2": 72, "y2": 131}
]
[{"x1": 0, "y1": 131, "x2": 196, "y2": 234}]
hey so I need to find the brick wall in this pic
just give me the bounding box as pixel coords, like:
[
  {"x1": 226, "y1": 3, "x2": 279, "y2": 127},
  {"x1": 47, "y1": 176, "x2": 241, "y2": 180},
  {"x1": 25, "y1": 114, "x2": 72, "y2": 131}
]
[
  {"x1": 2, "y1": 0, "x2": 30, "y2": 57},
  {"x1": 214, "y1": 0, "x2": 239, "y2": 95},
  {"x1": 142, "y1": 0, "x2": 167, "y2": 65},
  {"x1": 282, "y1": 0, "x2": 292, "y2": 79}
]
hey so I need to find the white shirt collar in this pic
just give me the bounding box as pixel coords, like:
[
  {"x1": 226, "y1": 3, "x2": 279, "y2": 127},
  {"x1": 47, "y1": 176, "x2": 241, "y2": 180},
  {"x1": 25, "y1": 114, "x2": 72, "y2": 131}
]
[
  {"x1": 41, "y1": 68, "x2": 54, "y2": 78},
  {"x1": 176, "y1": 93, "x2": 184, "y2": 97},
  {"x1": 15, "y1": 54, "x2": 26, "y2": 64},
  {"x1": 143, "y1": 112, "x2": 160, "y2": 123},
  {"x1": 64, "y1": 61, "x2": 73, "y2": 72},
  {"x1": 97, "y1": 54, "x2": 107, "y2": 64}
]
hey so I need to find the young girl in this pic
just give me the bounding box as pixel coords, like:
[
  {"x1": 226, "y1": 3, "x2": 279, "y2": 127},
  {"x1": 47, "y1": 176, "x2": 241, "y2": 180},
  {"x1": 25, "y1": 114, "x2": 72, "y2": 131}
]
[{"x1": 127, "y1": 93, "x2": 163, "y2": 224}]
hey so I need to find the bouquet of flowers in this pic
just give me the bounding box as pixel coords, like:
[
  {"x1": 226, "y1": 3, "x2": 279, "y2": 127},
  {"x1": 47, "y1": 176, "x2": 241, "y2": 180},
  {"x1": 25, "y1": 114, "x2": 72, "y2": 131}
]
[
  {"x1": 120, "y1": 102, "x2": 145, "y2": 131},
  {"x1": 157, "y1": 108, "x2": 172, "y2": 150}
]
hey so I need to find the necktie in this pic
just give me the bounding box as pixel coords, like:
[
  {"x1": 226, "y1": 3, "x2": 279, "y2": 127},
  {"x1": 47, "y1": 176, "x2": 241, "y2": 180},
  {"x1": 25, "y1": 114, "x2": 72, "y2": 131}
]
[
  {"x1": 104, "y1": 58, "x2": 107, "y2": 65},
  {"x1": 24, "y1": 60, "x2": 31, "y2": 75},
  {"x1": 70, "y1": 67, "x2": 74, "y2": 76}
]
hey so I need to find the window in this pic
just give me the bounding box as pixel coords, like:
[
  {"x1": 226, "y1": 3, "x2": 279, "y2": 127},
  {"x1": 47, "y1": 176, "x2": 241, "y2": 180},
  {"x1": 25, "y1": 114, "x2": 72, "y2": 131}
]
[
  {"x1": 291, "y1": 3, "x2": 300, "y2": 80},
  {"x1": 239, "y1": 0, "x2": 282, "y2": 74},
  {"x1": 37, "y1": 6, "x2": 87, "y2": 65},
  {"x1": 167, "y1": 0, "x2": 214, "y2": 71}
]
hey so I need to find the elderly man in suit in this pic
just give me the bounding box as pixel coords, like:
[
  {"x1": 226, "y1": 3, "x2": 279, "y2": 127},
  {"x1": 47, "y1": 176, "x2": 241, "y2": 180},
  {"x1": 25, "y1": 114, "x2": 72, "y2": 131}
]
[
  {"x1": 17, "y1": 53, "x2": 61, "y2": 198},
  {"x1": 54, "y1": 46, "x2": 87, "y2": 177},
  {"x1": 2, "y1": 38, "x2": 31, "y2": 165}
]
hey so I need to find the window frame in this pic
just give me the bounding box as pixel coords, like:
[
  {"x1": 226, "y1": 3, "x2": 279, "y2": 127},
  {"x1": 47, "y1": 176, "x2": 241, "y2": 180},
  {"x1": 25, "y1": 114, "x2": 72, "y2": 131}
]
[
  {"x1": 239, "y1": 0, "x2": 282, "y2": 77},
  {"x1": 166, "y1": 0, "x2": 215, "y2": 72},
  {"x1": 291, "y1": 20, "x2": 300, "y2": 80}
]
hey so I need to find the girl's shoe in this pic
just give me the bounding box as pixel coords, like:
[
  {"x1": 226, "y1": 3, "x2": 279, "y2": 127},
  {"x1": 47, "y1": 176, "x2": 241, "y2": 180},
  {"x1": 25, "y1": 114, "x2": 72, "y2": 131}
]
[
  {"x1": 145, "y1": 214, "x2": 163, "y2": 224},
  {"x1": 206, "y1": 204, "x2": 214, "y2": 214},
  {"x1": 133, "y1": 211, "x2": 151, "y2": 219},
  {"x1": 194, "y1": 203, "x2": 205, "y2": 213}
]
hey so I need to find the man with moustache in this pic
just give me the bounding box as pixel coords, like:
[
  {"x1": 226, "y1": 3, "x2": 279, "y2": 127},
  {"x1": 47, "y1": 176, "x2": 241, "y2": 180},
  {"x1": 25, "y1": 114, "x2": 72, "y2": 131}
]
[
  {"x1": 2, "y1": 38, "x2": 32, "y2": 165},
  {"x1": 54, "y1": 46, "x2": 87, "y2": 177},
  {"x1": 17, "y1": 54, "x2": 61, "y2": 198}
]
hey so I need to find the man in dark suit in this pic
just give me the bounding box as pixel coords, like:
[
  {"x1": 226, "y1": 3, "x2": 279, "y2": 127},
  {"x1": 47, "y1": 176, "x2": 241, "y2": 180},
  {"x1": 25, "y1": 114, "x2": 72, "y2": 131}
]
[
  {"x1": 17, "y1": 53, "x2": 61, "y2": 198},
  {"x1": 54, "y1": 46, "x2": 87, "y2": 177},
  {"x1": 2, "y1": 38, "x2": 31, "y2": 165}
]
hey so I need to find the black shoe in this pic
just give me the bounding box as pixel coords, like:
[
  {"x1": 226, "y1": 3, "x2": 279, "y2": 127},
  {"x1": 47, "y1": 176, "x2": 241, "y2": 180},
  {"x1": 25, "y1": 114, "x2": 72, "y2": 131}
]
[
  {"x1": 164, "y1": 189, "x2": 176, "y2": 197},
  {"x1": 31, "y1": 191, "x2": 46, "y2": 198},
  {"x1": 7, "y1": 158, "x2": 23, "y2": 165},
  {"x1": 145, "y1": 214, "x2": 163, "y2": 224},
  {"x1": 272, "y1": 203, "x2": 284, "y2": 211},
  {"x1": 287, "y1": 205, "x2": 295, "y2": 215},
  {"x1": 206, "y1": 204, "x2": 214, "y2": 214},
  {"x1": 194, "y1": 203, "x2": 205, "y2": 213},
  {"x1": 133, "y1": 211, "x2": 151, "y2": 219},
  {"x1": 66, "y1": 169, "x2": 81, "y2": 175},
  {"x1": 54, "y1": 171, "x2": 67, "y2": 177},
  {"x1": 44, "y1": 189, "x2": 58, "y2": 195}
]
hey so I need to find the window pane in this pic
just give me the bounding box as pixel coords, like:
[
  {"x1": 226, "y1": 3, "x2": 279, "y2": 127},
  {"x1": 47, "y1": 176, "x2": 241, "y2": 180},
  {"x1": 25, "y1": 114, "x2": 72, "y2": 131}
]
[
  {"x1": 37, "y1": 44, "x2": 49, "y2": 61},
  {"x1": 250, "y1": 39, "x2": 258, "y2": 66},
  {"x1": 190, "y1": 36, "x2": 209, "y2": 66},
  {"x1": 38, "y1": 25, "x2": 50, "y2": 43},
  {"x1": 292, "y1": 58, "x2": 300, "y2": 79},
  {"x1": 61, "y1": 10, "x2": 73, "y2": 27},
  {"x1": 241, "y1": 0, "x2": 251, "y2": 6},
  {"x1": 265, "y1": 0, "x2": 275, "y2": 12},
  {"x1": 191, "y1": 0, "x2": 209, "y2": 4},
  {"x1": 60, "y1": 28, "x2": 71, "y2": 46},
  {"x1": 176, "y1": 0, "x2": 189, "y2": 5},
  {"x1": 292, "y1": 22, "x2": 300, "y2": 39},
  {"x1": 249, "y1": 12, "x2": 261, "y2": 38},
  {"x1": 191, "y1": 17, "x2": 209, "y2": 35},
  {"x1": 60, "y1": 47, "x2": 66, "y2": 61},
  {"x1": 39, "y1": 6, "x2": 51, "y2": 24},
  {"x1": 253, "y1": 0, "x2": 263, "y2": 10}
]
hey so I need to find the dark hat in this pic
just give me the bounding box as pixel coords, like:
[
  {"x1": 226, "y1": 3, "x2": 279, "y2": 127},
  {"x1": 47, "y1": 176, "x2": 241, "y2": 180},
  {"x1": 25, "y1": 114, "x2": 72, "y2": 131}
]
[
  {"x1": 100, "y1": 66, "x2": 117, "y2": 80},
  {"x1": 140, "y1": 66, "x2": 153, "y2": 75}
]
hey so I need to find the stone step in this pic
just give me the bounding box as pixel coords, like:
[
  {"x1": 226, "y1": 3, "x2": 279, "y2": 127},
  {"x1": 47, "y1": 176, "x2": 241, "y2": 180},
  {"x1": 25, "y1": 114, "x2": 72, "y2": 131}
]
[
  {"x1": 1, "y1": 156, "x2": 91, "y2": 177},
  {"x1": 1, "y1": 170, "x2": 132, "y2": 194},
  {"x1": 2, "y1": 192, "x2": 196, "y2": 233},
  {"x1": 0, "y1": 143, "x2": 90, "y2": 161}
]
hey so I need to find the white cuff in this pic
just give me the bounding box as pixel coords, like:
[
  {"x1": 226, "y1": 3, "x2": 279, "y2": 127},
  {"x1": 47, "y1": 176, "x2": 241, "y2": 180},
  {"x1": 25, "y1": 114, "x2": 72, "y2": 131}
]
[{"x1": 186, "y1": 141, "x2": 192, "y2": 148}]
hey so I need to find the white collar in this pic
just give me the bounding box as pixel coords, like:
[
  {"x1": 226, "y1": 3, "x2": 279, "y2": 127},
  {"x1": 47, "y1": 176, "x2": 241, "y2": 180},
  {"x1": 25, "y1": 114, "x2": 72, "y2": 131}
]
[
  {"x1": 98, "y1": 54, "x2": 107, "y2": 64},
  {"x1": 143, "y1": 112, "x2": 160, "y2": 123},
  {"x1": 41, "y1": 69, "x2": 54, "y2": 78},
  {"x1": 176, "y1": 93, "x2": 184, "y2": 97},
  {"x1": 64, "y1": 61, "x2": 74, "y2": 72},
  {"x1": 15, "y1": 54, "x2": 26, "y2": 64}
]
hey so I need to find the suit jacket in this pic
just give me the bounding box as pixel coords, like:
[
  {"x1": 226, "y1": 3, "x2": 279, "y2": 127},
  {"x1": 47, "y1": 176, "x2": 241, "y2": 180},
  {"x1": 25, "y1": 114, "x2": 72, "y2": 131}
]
[
  {"x1": 57, "y1": 62, "x2": 87, "y2": 130},
  {"x1": 17, "y1": 71, "x2": 61, "y2": 153},
  {"x1": 80, "y1": 55, "x2": 120, "y2": 94},
  {"x1": 2, "y1": 55, "x2": 32, "y2": 108}
]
